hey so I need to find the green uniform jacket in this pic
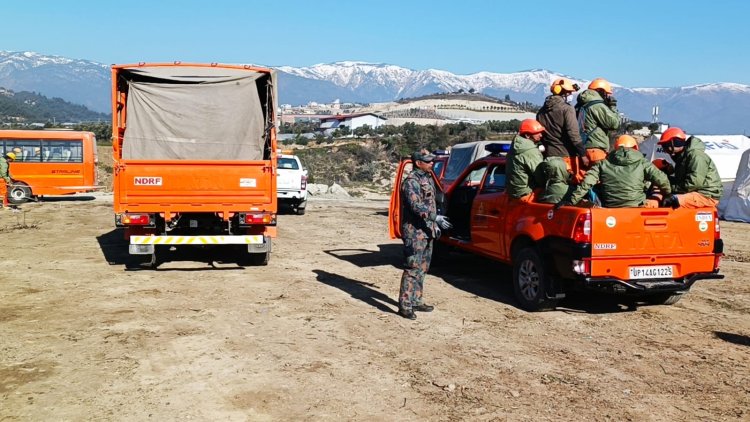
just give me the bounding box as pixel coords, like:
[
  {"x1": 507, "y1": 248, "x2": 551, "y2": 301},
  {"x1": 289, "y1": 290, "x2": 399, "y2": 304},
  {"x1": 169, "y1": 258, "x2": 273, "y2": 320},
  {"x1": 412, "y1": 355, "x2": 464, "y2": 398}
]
[
  {"x1": 568, "y1": 147, "x2": 672, "y2": 207},
  {"x1": 505, "y1": 135, "x2": 544, "y2": 199},
  {"x1": 537, "y1": 157, "x2": 573, "y2": 204},
  {"x1": 0, "y1": 157, "x2": 11, "y2": 183},
  {"x1": 577, "y1": 89, "x2": 620, "y2": 152},
  {"x1": 672, "y1": 136, "x2": 723, "y2": 199}
]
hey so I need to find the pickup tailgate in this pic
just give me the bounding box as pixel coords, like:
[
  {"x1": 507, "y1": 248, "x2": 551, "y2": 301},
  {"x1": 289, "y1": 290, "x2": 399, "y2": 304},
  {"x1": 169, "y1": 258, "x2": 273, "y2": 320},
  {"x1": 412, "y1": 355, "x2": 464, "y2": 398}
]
[
  {"x1": 588, "y1": 207, "x2": 719, "y2": 280},
  {"x1": 277, "y1": 169, "x2": 302, "y2": 191},
  {"x1": 115, "y1": 160, "x2": 275, "y2": 212}
]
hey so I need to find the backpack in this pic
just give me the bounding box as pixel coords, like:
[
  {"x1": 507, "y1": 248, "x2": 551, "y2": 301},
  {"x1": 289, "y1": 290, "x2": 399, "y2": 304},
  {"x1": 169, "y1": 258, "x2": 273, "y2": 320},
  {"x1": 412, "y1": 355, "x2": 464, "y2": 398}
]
[{"x1": 576, "y1": 99, "x2": 605, "y2": 146}]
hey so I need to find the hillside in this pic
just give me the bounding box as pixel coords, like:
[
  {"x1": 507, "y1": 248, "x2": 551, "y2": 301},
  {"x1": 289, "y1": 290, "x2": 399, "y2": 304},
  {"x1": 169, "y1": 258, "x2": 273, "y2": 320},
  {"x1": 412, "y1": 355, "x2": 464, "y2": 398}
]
[{"x1": 0, "y1": 87, "x2": 108, "y2": 123}]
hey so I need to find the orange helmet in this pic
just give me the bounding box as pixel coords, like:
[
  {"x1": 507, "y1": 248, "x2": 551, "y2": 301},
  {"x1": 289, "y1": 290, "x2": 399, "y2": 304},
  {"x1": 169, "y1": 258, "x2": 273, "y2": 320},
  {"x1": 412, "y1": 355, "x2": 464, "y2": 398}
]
[
  {"x1": 519, "y1": 119, "x2": 545, "y2": 136},
  {"x1": 658, "y1": 127, "x2": 687, "y2": 144},
  {"x1": 550, "y1": 78, "x2": 579, "y2": 95},
  {"x1": 614, "y1": 134, "x2": 638, "y2": 150},
  {"x1": 588, "y1": 78, "x2": 613, "y2": 95}
]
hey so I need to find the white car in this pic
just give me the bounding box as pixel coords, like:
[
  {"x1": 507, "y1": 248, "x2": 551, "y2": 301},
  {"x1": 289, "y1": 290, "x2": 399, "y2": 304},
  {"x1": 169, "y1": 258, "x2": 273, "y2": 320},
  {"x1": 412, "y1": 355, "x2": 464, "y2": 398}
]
[{"x1": 277, "y1": 153, "x2": 308, "y2": 215}]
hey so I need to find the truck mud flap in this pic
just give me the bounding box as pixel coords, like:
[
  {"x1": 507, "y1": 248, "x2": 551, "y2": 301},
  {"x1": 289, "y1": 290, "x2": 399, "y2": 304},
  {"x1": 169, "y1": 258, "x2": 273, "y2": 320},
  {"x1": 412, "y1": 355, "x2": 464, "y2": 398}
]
[{"x1": 248, "y1": 236, "x2": 272, "y2": 254}]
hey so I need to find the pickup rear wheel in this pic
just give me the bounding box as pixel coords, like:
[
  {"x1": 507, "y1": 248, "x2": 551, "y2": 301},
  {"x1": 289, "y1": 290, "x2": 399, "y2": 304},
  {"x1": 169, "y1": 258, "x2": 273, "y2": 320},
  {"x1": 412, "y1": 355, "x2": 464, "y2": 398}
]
[{"x1": 513, "y1": 247, "x2": 558, "y2": 311}]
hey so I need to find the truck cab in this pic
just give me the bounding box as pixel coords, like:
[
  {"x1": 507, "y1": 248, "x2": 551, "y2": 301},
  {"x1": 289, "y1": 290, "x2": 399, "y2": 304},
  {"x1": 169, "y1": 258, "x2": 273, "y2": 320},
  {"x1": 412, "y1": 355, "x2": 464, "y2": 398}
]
[{"x1": 390, "y1": 144, "x2": 724, "y2": 311}]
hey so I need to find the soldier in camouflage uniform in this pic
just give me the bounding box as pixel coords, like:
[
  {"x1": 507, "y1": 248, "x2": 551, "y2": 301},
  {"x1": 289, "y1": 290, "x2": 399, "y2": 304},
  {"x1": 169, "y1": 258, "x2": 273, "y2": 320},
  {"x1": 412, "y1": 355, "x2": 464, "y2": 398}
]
[{"x1": 398, "y1": 150, "x2": 452, "y2": 320}]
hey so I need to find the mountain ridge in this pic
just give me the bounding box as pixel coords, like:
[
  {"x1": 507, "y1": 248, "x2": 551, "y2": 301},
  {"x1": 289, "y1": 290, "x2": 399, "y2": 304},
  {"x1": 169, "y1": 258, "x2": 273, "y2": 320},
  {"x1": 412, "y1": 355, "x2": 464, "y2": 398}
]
[{"x1": 1, "y1": 51, "x2": 748, "y2": 134}]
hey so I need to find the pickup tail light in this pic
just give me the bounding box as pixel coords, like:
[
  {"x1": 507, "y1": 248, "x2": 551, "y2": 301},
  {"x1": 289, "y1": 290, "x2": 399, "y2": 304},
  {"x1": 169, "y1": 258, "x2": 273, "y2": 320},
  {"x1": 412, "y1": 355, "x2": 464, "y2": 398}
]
[
  {"x1": 572, "y1": 212, "x2": 592, "y2": 243},
  {"x1": 714, "y1": 210, "x2": 720, "y2": 240},
  {"x1": 572, "y1": 259, "x2": 591, "y2": 276},
  {"x1": 301, "y1": 174, "x2": 307, "y2": 190},
  {"x1": 239, "y1": 212, "x2": 276, "y2": 225},
  {"x1": 117, "y1": 213, "x2": 153, "y2": 226}
]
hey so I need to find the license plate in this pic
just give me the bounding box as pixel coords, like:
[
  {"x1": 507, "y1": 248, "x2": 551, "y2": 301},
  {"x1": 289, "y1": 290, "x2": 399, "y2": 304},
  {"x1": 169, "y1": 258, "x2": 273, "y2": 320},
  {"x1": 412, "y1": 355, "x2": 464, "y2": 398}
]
[{"x1": 629, "y1": 265, "x2": 674, "y2": 279}]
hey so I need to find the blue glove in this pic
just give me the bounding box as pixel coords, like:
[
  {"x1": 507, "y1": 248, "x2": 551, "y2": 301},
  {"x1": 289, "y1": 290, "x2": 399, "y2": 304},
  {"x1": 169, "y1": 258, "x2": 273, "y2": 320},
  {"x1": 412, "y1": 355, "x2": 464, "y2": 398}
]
[{"x1": 435, "y1": 215, "x2": 453, "y2": 230}]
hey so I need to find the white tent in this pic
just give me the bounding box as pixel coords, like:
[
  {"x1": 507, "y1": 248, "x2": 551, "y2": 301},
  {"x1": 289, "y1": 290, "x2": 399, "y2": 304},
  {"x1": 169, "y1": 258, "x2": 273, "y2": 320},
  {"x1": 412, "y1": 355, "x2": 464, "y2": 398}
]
[
  {"x1": 640, "y1": 134, "x2": 750, "y2": 182},
  {"x1": 719, "y1": 148, "x2": 750, "y2": 222}
]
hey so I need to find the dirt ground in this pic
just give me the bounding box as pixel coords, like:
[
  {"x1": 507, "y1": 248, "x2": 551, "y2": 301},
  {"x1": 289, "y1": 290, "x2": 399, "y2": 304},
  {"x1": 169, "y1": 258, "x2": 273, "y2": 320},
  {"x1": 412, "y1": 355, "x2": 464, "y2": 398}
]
[{"x1": 1, "y1": 195, "x2": 748, "y2": 421}]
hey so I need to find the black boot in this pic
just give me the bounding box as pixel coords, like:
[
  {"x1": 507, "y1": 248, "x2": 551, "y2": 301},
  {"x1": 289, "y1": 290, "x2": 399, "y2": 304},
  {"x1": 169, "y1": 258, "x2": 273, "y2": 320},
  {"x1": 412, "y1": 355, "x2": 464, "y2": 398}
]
[
  {"x1": 398, "y1": 308, "x2": 417, "y2": 320},
  {"x1": 413, "y1": 304, "x2": 434, "y2": 312}
]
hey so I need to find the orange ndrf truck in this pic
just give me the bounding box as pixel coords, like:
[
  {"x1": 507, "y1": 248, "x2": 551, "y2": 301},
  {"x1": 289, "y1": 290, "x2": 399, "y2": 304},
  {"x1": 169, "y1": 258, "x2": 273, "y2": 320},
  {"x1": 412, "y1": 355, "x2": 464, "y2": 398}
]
[
  {"x1": 111, "y1": 63, "x2": 278, "y2": 267},
  {"x1": 390, "y1": 144, "x2": 724, "y2": 311}
]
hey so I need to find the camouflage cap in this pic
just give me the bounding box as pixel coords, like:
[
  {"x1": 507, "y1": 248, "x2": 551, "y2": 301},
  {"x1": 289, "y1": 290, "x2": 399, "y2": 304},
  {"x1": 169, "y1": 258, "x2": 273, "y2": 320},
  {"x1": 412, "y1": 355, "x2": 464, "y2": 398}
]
[{"x1": 411, "y1": 150, "x2": 435, "y2": 163}]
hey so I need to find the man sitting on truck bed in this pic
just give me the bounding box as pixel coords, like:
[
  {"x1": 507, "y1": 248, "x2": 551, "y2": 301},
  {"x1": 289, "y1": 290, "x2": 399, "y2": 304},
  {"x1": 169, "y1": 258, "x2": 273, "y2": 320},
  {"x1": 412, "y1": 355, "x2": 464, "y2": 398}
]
[
  {"x1": 506, "y1": 119, "x2": 546, "y2": 202},
  {"x1": 657, "y1": 127, "x2": 723, "y2": 209},
  {"x1": 557, "y1": 135, "x2": 672, "y2": 208}
]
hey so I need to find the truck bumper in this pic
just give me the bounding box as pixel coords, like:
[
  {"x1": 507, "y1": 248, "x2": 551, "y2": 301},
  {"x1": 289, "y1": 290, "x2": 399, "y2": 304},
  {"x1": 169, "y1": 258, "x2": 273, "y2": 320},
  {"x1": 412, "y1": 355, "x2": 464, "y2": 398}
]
[
  {"x1": 580, "y1": 271, "x2": 724, "y2": 295},
  {"x1": 129, "y1": 235, "x2": 266, "y2": 255}
]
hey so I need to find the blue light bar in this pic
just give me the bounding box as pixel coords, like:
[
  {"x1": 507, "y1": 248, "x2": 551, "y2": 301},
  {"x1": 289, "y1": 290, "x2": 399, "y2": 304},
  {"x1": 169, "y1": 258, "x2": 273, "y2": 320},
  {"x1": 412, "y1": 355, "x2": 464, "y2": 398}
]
[{"x1": 485, "y1": 143, "x2": 511, "y2": 155}]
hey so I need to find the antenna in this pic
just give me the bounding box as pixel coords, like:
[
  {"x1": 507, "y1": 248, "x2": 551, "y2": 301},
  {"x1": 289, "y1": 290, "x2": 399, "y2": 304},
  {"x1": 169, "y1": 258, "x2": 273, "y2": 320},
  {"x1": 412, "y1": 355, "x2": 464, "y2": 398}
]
[{"x1": 651, "y1": 105, "x2": 659, "y2": 123}]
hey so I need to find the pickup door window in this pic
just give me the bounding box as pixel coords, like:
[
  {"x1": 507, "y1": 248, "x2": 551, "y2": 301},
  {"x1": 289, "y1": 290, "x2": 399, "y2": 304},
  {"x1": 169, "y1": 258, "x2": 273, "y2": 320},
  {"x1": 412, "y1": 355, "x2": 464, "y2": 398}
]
[
  {"x1": 470, "y1": 164, "x2": 508, "y2": 259},
  {"x1": 448, "y1": 164, "x2": 488, "y2": 239}
]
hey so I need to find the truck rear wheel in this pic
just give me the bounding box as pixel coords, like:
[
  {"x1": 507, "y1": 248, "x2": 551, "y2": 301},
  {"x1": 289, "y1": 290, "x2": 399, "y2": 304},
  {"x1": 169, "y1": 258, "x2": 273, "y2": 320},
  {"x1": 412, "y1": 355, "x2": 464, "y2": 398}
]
[{"x1": 513, "y1": 247, "x2": 558, "y2": 311}]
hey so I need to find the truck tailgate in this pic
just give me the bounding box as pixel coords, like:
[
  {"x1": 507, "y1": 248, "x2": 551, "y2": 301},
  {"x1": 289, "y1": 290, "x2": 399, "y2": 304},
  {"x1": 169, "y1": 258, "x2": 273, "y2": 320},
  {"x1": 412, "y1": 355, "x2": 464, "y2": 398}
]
[
  {"x1": 115, "y1": 160, "x2": 274, "y2": 212},
  {"x1": 588, "y1": 207, "x2": 718, "y2": 280}
]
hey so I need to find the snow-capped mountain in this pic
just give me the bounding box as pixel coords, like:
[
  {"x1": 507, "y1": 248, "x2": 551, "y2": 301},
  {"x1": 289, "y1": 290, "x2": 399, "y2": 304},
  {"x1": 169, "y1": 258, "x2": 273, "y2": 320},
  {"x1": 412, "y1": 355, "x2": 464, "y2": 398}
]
[
  {"x1": 2, "y1": 51, "x2": 749, "y2": 134},
  {"x1": 280, "y1": 62, "x2": 750, "y2": 134},
  {"x1": 0, "y1": 51, "x2": 110, "y2": 113}
]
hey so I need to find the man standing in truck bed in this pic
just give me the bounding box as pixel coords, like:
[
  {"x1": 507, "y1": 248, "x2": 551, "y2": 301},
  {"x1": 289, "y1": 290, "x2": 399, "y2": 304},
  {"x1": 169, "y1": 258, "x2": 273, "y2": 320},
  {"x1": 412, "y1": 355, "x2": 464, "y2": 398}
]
[
  {"x1": 397, "y1": 150, "x2": 452, "y2": 320},
  {"x1": 537, "y1": 78, "x2": 589, "y2": 181}
]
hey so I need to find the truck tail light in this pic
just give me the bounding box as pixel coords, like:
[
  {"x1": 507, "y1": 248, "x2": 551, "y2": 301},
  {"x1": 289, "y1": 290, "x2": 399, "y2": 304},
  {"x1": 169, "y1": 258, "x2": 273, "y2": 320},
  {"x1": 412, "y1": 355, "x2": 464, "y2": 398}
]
[
  {"x1": 714, "y1": 210, "x2": 720, "y2": 240},
  {"x1": 301, "y1": 174, "x2": 307, "y2": 190},
  {"x1": 572, "y1": 212, "x2": 591, "y2": 243},
  {"x1": 238, "y1": 212, "x2": 276, "y2": 225},
  {"x1": 117, "y1": 213, "x2": 153, "y2": 226}
]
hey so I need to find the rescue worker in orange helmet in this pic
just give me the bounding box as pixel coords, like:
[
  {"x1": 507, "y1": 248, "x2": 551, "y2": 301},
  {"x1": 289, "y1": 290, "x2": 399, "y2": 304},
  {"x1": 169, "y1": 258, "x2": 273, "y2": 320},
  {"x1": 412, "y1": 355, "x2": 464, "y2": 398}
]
[
  {"x1": 0, "y1": 152, "x2": 16, "y2": 208},
  {"x1": 506, "y1": 119, "x2": 546, "y2": 202},
  {"x1": 575, "y1": 78, "x2": 621, "y2": 165},
  {"x1": 657, "y1": 127, "x2": 723, "y2": 209},
  {"x1": 557, "y1": 135, "x2": 671, "y2": 208},
  {"x1": 536, "y1": 78, "x2": 588, "y2": 180}
]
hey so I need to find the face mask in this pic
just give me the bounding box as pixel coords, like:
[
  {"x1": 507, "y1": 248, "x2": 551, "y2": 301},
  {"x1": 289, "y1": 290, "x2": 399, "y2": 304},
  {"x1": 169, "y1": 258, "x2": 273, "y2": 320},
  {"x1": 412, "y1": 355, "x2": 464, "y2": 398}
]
[
  {"x1": 538, "y1": 144, "x2": 546, "y2": 153},
  {"x1": 565, "y1": 95, "x2": 573, "y2": 104}
]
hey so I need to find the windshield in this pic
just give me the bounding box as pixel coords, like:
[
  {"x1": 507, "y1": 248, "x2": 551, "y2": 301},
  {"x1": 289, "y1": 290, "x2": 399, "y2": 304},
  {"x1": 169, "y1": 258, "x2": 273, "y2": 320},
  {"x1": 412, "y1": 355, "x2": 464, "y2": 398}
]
[{"x1": 278, "y1": 157, "x2": 300, "y2": 170}]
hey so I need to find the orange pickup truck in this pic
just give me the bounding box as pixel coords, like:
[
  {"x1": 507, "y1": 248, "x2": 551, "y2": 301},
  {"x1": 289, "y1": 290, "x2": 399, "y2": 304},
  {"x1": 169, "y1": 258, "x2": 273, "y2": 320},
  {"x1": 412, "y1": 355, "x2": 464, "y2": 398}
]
[
  {"x1": 111, "y1": 63, "x2": 278, "y2": 267},
  {"x1": 390, "y1": 145, "x2": 724, "y2": 311}
]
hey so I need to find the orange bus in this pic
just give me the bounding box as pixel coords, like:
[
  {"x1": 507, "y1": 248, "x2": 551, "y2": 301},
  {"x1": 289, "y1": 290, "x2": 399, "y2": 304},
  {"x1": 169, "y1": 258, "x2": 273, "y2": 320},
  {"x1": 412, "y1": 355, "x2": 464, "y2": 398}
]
[{"x1": 0, "y1": 130, "x2": 100, "y2": 203}]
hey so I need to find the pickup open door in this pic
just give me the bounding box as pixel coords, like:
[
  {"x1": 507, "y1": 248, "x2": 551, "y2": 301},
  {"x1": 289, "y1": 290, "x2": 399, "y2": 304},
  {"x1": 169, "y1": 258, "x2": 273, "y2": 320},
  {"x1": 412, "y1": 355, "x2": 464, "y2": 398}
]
[{"x1": 388, "y1": 159, "x2": 444, "y2": 240}]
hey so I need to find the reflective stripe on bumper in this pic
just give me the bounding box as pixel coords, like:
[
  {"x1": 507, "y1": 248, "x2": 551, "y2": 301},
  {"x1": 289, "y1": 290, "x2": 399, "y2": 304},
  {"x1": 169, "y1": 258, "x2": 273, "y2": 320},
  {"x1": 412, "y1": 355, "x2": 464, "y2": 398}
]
[{"x1": 130, "y1": 235, "x2": 265, "y2": 245}]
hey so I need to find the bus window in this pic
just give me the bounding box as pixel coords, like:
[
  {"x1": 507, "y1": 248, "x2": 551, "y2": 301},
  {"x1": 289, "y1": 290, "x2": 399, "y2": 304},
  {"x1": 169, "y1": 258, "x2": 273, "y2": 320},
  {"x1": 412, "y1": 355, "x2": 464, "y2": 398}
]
[
  {"x1": 2, "y1": 140, "x2": 43, "y2": 162},
  {"x1": 42, "y1": 140, "x2": 83, "y2": 163}
]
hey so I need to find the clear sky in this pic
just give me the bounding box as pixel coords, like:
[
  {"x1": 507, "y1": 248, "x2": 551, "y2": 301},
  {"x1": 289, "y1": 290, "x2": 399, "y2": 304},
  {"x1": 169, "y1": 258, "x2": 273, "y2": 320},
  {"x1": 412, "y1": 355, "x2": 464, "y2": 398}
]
[{"x1": 2, "y1": 0, "x2": 748, "y2": 88}]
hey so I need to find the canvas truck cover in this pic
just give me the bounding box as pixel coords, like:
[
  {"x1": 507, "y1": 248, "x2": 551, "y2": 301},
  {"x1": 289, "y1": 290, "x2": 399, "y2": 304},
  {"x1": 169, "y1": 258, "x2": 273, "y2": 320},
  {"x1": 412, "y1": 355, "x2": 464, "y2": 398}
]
[{"x1": 119, "y1": 66, "x2": 274, "y2": 161}]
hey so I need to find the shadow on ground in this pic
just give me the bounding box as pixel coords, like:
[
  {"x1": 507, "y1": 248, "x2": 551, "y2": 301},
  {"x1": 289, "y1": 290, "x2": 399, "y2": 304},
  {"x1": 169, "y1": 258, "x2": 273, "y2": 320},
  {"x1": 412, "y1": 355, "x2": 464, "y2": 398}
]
[
  {"x1": 313, "y1": 269, "x2": 398, "y2": 314},
  {"x1": 714, "y1": 331, "x2": 750, "y2": 347},
  {"x1": 96, "y1": 228, "x2": 246, "y2": 271},
  {"x1": 325, "y1": 243, "x2": 641, "y2": 314}
]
